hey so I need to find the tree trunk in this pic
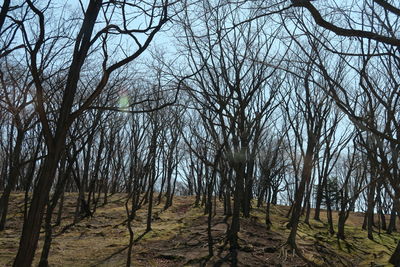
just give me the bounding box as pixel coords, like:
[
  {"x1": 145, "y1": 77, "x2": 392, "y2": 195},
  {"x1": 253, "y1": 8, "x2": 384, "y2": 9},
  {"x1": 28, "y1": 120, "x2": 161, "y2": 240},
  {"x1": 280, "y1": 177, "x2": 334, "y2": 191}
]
[
  {"x1": 0, "y1": 128, "x2": 24, "y2": 230},
  {"x1": 304, "y1": 200, "x2": 311, "y2": 225},
  {"x1": 326, "y1": 198, "x2": 335, "y2": 235},
  {"x1": 163, "y1": 164, "x2": 173, "y2": 210},
  {"x1": 38, "y1": 200, "x2": 54, "y2": 267},
  {"x1": 379, "y1": 210, "x2": 387, "y2": 231},
  {"x1": 366, "y1": 180, "x2": 376, "y2": 240},
  {"x1": 226, "y1": 186, "x2": 232, "y2": 216},
  {"x1": 13, "y1": 150, "x2": 60, "y2": 267},
  {"x1": 207, "y1": 169, "x2": 214, "y2": 257},
  {"x1": 387, "y1": 209, "x2": 397, "y2": 234},
  {"x1": 242, "y1": 159, "x2": 254, "y2": 218},
  {"x1": 257, "y1": 187, "x2": 266, "y2": 208},
  {"x1": 229, "y1": 162, "x2": 245, "y2": 267},
  {"x1": 169, "y1": 171, "x2": 178, "y2": 208},
  {"x1": 56, "y1": 183, "x2": 65, "y2": 226},
  {"x1": 337, "y1": 209, "x2": 346, "y2": 239},
  {"x1": 157, "y1": 166, "x2": 166, "y2": 205},
  {"x1": 125, "y1": 194, "x2": 136, "y2": 267},
  {"x1": 265, "y1": 187, "x2": 272, "y2": 229},
  {"x1": 287, "y1": 149, "x2": 313, "y2": 248},
  {"x1": 362, "y1": 212, "x2": 367, "y2": 230},
  {"x1": 146, "y1": 179, "x2": 154, "y2": 232},
  {"x1": 38, "y1": 155, "x2": 71, "y2": 266},
  {"x1": 314, "y1": 178, "x2": 325, "y2": 221},
  {"x1": 389, "y1": 241, "x2": 400, "y2": 266}
]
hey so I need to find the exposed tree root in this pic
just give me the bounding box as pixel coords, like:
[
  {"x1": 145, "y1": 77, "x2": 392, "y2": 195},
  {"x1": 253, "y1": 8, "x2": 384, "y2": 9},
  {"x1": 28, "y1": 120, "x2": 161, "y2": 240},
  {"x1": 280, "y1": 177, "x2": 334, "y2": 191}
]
[{"x1": 277, "y1": 241, "x2": 323, "y2": 267}]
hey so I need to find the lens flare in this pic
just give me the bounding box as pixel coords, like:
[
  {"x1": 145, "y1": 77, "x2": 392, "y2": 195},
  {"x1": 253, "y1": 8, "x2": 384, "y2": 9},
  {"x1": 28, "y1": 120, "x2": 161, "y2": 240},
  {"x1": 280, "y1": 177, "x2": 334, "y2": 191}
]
[{"x1": 118, "y1": 90, "x2": 129, "y2": 111}]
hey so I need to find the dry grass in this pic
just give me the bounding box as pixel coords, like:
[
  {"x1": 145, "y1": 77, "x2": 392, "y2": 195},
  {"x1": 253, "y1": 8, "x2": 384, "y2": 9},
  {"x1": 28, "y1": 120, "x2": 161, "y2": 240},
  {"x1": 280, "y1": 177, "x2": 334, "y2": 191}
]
[{"x1": 0, "y1": 193, "x2": 398, "y2": 266}]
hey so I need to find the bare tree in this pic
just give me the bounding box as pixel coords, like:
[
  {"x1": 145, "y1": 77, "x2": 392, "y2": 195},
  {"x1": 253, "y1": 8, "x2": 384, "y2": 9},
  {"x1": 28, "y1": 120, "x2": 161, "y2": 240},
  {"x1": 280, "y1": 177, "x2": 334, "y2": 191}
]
[
  {"x1": 336, "y1": 143, "x2": 367, "y2": 240},
  {"x1": 281, "y1": 50, "x2": 335, "y2": 258},
  {"x1": 176, "y1": 1, "x2": 286, "y2": 264},
  {"x1": 0, "y1": 60, "x2": 35, "y2": 230},
  {"x1": 14, "y1": 1, "x2": 170, "y2": 265}
]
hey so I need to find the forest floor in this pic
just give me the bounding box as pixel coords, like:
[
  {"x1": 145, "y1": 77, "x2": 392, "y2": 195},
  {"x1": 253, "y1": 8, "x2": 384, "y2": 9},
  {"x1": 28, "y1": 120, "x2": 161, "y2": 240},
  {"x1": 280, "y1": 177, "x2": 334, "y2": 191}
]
[{"x1": 0, "y1": 193, "x2": 399, "y2": 266}]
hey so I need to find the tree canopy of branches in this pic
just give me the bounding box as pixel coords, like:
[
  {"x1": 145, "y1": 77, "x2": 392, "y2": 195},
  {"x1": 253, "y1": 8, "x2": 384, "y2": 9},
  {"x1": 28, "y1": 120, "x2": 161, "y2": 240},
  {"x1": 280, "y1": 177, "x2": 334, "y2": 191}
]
[{"x1": 1, "y1": 0, "x2": 400, "y2": 266}]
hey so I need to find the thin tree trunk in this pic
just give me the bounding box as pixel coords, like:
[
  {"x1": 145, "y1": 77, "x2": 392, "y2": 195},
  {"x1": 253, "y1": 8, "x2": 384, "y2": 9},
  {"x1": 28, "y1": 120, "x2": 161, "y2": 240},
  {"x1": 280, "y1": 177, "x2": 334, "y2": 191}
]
[
  {"x1": 387, "y1": 210, "x2": 397, "y2": 234},
  {"x1": 207, "y1": 171, "x2": 214, "y2": 257},
  {"x1": 265, "y1": 187, "x2": 272, "y2": 230},
  {"x1": 287, "y1": 149, "x2": 313, "y2": 248},
  {"x1": 314, "y1": 181, "x2": 324, "y2": 221},
  {"x1": 228, "y1": 162, "x2": 245, "y2": 267},
  {"x1": 337, "y1": 209, "x2": 347, "y2": 239},
  {"x1": 366, "y1": 180, "x2": 376, "y2": 240},
  {"x1": 326, "y1": 198, "x2": 335, "y2": 235},
  {"x1": 0, "y1": 128, "x2": 24, "y2": 230},
  {"x1": 38, "y1": 201, "x2": 53, "y2": 267},
  {"x1": 125, "y1": 195, "x2": 136, "y2": 267},
  {"x1": 146, "y1": 179, "x2": 154, "y2": 232}
]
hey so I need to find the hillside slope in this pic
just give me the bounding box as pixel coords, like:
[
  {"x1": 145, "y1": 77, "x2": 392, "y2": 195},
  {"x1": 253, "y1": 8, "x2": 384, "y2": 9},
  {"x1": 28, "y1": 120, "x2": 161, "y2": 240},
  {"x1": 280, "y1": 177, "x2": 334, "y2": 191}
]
[{"x1": 0, "y1": 193, "x2": 398, "y2": 266}]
